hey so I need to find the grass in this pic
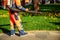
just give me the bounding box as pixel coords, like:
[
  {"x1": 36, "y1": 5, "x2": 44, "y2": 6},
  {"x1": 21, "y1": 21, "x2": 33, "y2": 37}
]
[
  {"x1": 0, "y1": 9, "x2": 60, "y2": 33},
  {"x1": 22, "y1": 16, "x2": 60, "y2": 30}
]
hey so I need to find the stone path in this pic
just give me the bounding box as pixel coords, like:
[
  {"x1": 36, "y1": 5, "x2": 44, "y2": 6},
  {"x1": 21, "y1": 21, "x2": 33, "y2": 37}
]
[{"x1": 0, "y1": 31, "x2": 60, "y2": 40}]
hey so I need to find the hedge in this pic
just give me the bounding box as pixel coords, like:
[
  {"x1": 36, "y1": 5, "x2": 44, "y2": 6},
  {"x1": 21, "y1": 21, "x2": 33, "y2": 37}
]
[{"x1": 24, "y1": 4, "x2": 60, "y2": 12}]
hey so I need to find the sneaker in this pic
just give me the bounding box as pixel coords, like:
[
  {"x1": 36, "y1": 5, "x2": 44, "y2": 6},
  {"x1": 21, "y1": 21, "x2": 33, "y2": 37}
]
[
  {"x1": 20, "y1": 33, "x2": 27, "y2": 37},
  {"x1": 19, "y1": 30, "x2": 27, "y2": 36},
  {"x1": 10, "y1": 34, "x2": 15, "y2": 36},
  {"x1": 10, "y1": 30, "x2": 15, "y2": 36}
]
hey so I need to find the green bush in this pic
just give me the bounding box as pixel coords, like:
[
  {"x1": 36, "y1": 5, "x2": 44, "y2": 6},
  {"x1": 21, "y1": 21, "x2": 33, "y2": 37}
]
[
  {"x1": 24, "y1": 4, "x2": 60, "y2": 12},
  {"x1": 23, "y1": 4, "x2": 60, "y2": 16}
]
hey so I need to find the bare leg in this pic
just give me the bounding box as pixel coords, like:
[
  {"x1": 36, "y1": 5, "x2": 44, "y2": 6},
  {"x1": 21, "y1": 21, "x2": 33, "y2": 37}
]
[
  {"x1": 10, "y1": 18, "x2": 15, "y2": 36},
  {"x1": 14, "y1": 12, "x2": 27, "y2": 36}
]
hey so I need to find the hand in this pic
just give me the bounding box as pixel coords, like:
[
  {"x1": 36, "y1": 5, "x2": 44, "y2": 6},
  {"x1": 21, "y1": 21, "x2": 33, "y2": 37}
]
[{"x1": 25, "y1": 8, "x2": 29, "y2": 12}]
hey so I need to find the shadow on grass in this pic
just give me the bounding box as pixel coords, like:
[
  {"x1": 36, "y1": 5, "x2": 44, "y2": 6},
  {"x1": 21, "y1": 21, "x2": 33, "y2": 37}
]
[
  {"x1": 0, "y1": 24, "x2": 10, "y2": 36},
  {"x1": 56, "y1": 16, "x2": 60, "y2": 18},
  {"x1": 0, "y1": 22, "x2": 26, "y2": 36},
  {"x1": 49, "y1": 22, "x2": 60, "y2": 25},
  {"x1": 49, "y1": 22, "x2": 60, "y2": 31},
  {"x1": 0, "y1": 24, "x2": 10, "y2": 26}
]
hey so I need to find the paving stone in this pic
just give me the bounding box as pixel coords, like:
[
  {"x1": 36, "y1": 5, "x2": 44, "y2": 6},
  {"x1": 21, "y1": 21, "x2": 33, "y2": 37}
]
[{"x1": 0, "y1": 31, "x2": 60, "y2": 40}]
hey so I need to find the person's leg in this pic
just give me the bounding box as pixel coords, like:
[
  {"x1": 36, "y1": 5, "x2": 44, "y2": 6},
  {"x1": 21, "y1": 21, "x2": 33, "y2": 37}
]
[
  {"x1": 18, "y1": 16, "x2": 27, "y2": 36},
  {"x1": 14, "y1": 12, "x2": 27, "y2": 36},
  {"x1": 10, "y1": 20, "x2": 15, "y2": 36},
  {"x1": 8, "y1": 7, "x2": 15, "y2": 36},
  {"x1": 9, "y1": 14, "x2": 15, "y2": 36},
  {"x1": 14, "y1": 14, "x2": 23, "y2": 30}
]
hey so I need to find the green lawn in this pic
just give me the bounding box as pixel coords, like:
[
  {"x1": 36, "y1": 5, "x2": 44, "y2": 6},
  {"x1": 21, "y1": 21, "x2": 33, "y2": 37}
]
[{"x1": 0, "y1": 9, "x2": 60, "y2": 33}]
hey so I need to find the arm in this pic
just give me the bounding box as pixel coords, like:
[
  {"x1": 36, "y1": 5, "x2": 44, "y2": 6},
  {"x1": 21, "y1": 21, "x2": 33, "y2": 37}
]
[
  {"x1": 17, "y1": 6, "x2": 29, "y2": 12},
  {"x1": 14, "y1": 0, "x2": 29, "y2": 12}
]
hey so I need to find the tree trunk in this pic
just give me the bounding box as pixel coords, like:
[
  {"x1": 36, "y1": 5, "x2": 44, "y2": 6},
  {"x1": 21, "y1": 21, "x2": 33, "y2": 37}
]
[
  {"x1": 33, "y1": 0, "x2": 39, "y2": 12},
  {"x1": 54, "y1": 0, "x2": 56, "y2": 4}
]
